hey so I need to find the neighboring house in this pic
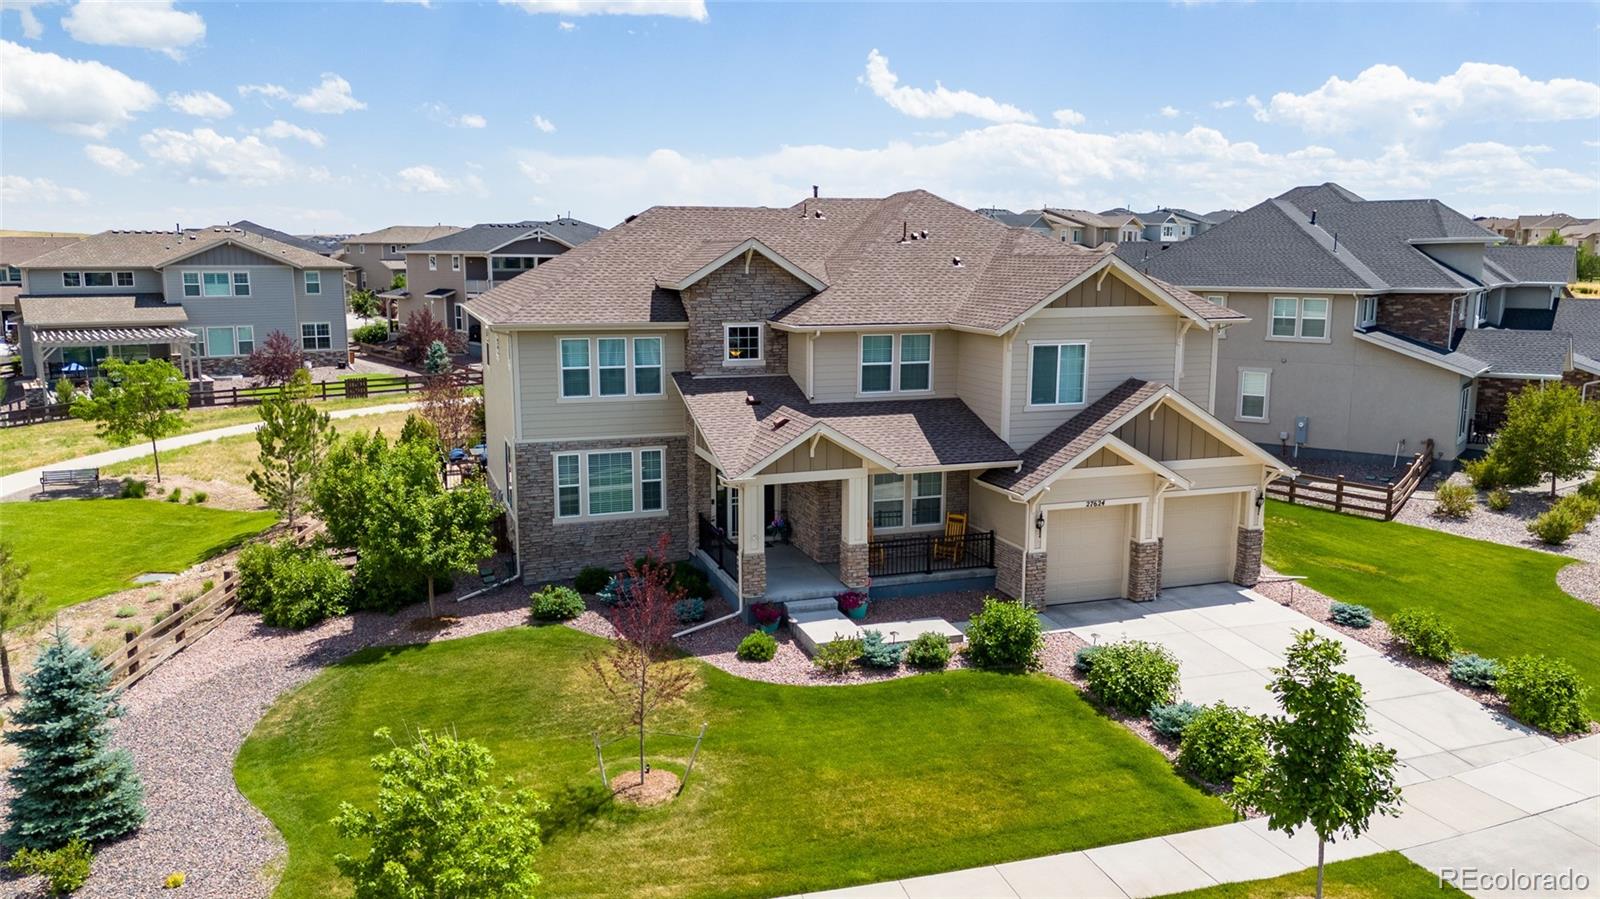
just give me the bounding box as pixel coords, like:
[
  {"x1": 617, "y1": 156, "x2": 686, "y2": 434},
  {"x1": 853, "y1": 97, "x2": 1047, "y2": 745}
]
[
  {"x1": 1559, "y1": 220, "x2": 1600, "y2": 255},
  {"x1": 1513, "y1": 213, "x2": 1580, "y2": 246},
  {"x1": 340, "y1": 224, "x2": 462, "y2": 293},
  {"x1": 1107, "y1": 207, "x2": 1220, "y2": 243},
  {"x1": 393, "y1": 218, "x2": 603, "y2": 344},
  {"x1": 1, "y1": 233, "x2": 85, "y2": 334},
  {"x1": 1118, "y1": 182, "x2": 1580, "y2": 466},
  {"x1": 1474, "y1": 216, "x2": 1518, "y2": 242},
  {"x1": 1204, "y1": 210, "x2": 1239, "y2": 226},
  {"x1": 226, "y1": 220, "x2": 338, "y2": 257},
  {"x1": 978, "y1": 208, "x2": 1144, "y2": 245},
  {"x1": 468, "y1": 189, "x2": 1290, "y2": 611},
  {"x1": 13, "y1": 226, "x2": 351, "y2": 382}
]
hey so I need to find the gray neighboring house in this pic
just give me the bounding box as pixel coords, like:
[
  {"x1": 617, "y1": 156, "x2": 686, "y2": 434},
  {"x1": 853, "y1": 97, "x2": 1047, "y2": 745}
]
[
  {"x1": 14, "y1": 226, "x2": 352, "y2": 383},
  {"x1": 977, "y1": 208, "x2": 1144, "y2": 246},
  {"x1": 392, "y1": 218, "x2": 603, "y2": 344},
  {"x1": 1104, "y1": 207, "x2": 1222, "y2": 243},
  {"x1": 1118, "y1": 182, "x2": 1580, "y2": 467},
  {"x1": 340, "y1": 224, "x2": 462, "y2": 294},
  {"x1": 2, "y1": 234, "x2": 85, "y2": 335}
]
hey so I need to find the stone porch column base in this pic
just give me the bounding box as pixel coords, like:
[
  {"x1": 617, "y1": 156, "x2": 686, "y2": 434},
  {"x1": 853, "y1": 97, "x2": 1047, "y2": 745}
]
[
  {"x1": 1128, "y1": 539, "x2": 1162, "y2": 602},
  {"x1": 838, "y1": 541, "x2": 869, "y2": 590},
  {"x1": 740, "y1": 550, "x2": 766, "y2": 599},
  {"x1": 1022, "y1": 551, "x2": 1048, "y2": 609},
  {"x1": 1233, "y1": 528, "x2": 1263, "y2": 587}
]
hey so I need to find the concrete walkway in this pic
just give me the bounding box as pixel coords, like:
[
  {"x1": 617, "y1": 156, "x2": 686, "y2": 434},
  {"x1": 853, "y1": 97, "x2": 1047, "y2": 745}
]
[
  {"x1": 799, "y1": 586, "x2": 1599, "y2": 898},
  {"x1": 1, "y1": 401, "x2": 416, "y2": 498}
]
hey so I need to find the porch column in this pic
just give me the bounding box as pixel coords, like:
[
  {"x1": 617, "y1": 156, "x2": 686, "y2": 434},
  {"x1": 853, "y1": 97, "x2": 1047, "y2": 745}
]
[
  {"x1": 838, "y1": 471, "x2": 869, "y2": 590},
  {"x1": 1233, "y1": 489, "x2": 1264, "y2": 587},
  {"x1": 737, "y1": 479, "x2": 766, "y2": 600},
  {"x1": 1129, "y1": 487, "x2": 1164, "y2": 601}
]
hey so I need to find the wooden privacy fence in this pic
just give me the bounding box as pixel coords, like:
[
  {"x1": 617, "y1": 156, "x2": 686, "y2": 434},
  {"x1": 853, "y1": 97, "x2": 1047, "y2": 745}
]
[{"x1": 1265, "y1": 439, "x2": 1434, "y2": 521}]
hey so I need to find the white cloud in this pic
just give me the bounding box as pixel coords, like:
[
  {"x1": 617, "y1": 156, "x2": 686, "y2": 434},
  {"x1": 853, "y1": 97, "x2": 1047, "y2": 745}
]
[
  {"x1": 420, "y1": 102, "x2": 488, "y2": 129},
  {"x1": 1051, "y1": 108, "x2": 1085, "y2": 127},
  {"x1": 166, "y1": 90, "x2": 233, "y2": 119},
  {"x1": 532, "y1": 114, "x2": 556, "y2": 133},
  {"x1": 0, "y1": 0, "x2": 50, "y2": 39},
  {"x1": 255, "y1": 119, "x2": 326, "y2": 148},
  {"x1": 860, "y1": 49, "x2": 1035, "y2": 124},
  {"x1": 384, "y1": 0, "x2": 431, "y2": 5},
  {"x1": 0, "y1": 40, "x2": 158, "y2": 137},
  {"x1": 558, "y1": 20, "x2": 576, "y2": 30},
  {"x1": 499, "y1": 0, "x2": 706, "y2": 21},
  {"x1": 1586, "y1": 139, "x2": 1600, "y2": 149},
  {"x1": 395, "y1": 164, "x2": 484, "y2": 195},
  {"x1": 293, "y1": 73, "x2": 365, "y2": 114},
  {"x1": 456, "y1": 113, "x2": 487, "y2": 129},
  {"x1": 84, "y1": 143, "x2": 142, "y2": 174},
  {"x1": 1211, "y1": 99, "x2": 1238, "y2": 110},
  {"x1": 238, "y1": 83, "x2": 291, "y2": 102},
  {"x1": 1, "y1": 174, "x2": 88, "y2": 205},
  {"x1": 1255, "y1": 62, "x2": 1600, "y2": 134},
  {"x1": 1160, "y1": 105, "x2": 1180, "y2": 118},
  {"x1": 139, "y1": 127, "x2": 296, "y2": 184},
  {"x1": 62, "y1": 0, "x2": 205, "y2": 59}
]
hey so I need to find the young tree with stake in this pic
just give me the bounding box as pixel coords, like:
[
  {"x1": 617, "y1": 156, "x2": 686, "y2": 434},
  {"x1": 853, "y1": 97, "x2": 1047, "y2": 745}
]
[
  {"x1": 248, "y1": 369, "x2": 335, "y2": 528},
  {"x1": 70, "y1": 358, "x2": 189, "y2": 483},
  {"x1": 0, "y1": 542, "x2": 46, "y2": 697}
]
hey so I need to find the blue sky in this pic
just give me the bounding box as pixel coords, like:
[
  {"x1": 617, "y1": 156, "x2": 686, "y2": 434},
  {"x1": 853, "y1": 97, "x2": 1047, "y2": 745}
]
[{"x1": 2, "y1": 0, "x2": 1597, "y2": 234}]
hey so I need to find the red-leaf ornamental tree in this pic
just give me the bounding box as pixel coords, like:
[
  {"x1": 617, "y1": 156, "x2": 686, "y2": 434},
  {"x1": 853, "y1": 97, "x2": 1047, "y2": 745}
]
[
  {"x1": 245, "y1": 329, "x2": 306, "y2": 386},
  {"x1": 419, "y1": 375, "x2": 480, "y2": 456},
  {"x1": 587, "y1": 535, "x2": 697, "y2": 788},
  {"x1": 398, "y1": 308, "x2": 464, "y2": 366}
]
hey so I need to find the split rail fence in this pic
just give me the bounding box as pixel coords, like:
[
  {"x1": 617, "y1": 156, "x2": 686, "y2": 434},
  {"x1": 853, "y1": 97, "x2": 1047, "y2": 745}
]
[{"x1": 1264, "y1": 440, "x2": 1434, "y2": 520}]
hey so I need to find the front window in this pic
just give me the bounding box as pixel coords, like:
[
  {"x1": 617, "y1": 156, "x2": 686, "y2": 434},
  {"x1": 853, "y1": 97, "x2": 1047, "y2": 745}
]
[
  {"x1": 559, "y1": 338, "x2": 590, "y2": 397},
  {"x1": 304, "y1": 271, "x2": 321, "y2": 295},
  {"x1": 1270, "y1": 297, "x2": 1298, "y2": 337},
  {"x1": 205, "y1": 326, "x2": 236, "y2": 357},
  {"x1": 899, "y1": 334, "x2": 932, "y2": 392},
  {"x1": 912, "y1": 472, "x2": 943, "y2": 526},
  {"x1": 724, "y1": 323, "x2": 762, "y2": 364},
  {"x1": 871, "y1": 472, "x2": 946, "y2": 530},
  {"x1": 555, "y1": 454, "x2": 580, "y2": 517},
  {"x1": 1029, "y1": 342, "x2": 1087, "y2": 406},
  {"x1": 1300, "y1": 298, "x2": 1328, "y2": 338},
  {"x1": 116, "y1": 271, "x2": 134, "y2": 287},
  {"x1": 452, "y1": 303, "x2": 466, "y2": 332},
  {"x1": 237, "y1": 325, "x2": 255, "y2": 354},
  {"x1": 597, "y1": 337, "x2": 628, "y2": 397},
  {"x1": 451, "y1": 255, "x2": 461, "y2": 271},
  {"x1": 428, "y1": 255, "x2": 437, "y2": 271},
  {"x1": 203, "y1": 272, "x2": 231, "y2": 297},
  {"x1": 633, "y1": 337, "x2": 662, "y2": 395},
  {"x1": 860, "y1": 335, "x2": 894, "y2": 393},
  {"x1": 62, "y1": 272, "x2": 81, "y2": 288},
  {"x1": 872, "y1": 473, "x2": 904, "y2": 529},
  {"x1": 587, "y1": 452, "x2": 634, "y2": 515},
  {"x1": 83, "y1": 272, "x2": 113, "y2": 287},
  {"x1": 1239, "y1": 369, "x2": 1270, "y2": 421},
  {"x1": 640, "y1": 449, "x2": 663, "y2": 512},
  {"x1": 301, "y1": 322, "x2": 332, "y2": 350}
]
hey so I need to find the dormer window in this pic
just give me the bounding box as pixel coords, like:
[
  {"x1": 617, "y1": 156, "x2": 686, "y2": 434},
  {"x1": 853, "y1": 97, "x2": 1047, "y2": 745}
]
[{"x1": 724, "y1": 323, "x2": 762, "y2": 365}]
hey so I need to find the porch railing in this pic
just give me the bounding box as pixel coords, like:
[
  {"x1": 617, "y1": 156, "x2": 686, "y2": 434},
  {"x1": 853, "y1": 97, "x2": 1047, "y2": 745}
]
[
  {"x1": 1467, "y1": 412, "x2": 1502, "y2": 448},
  {"x1": 868, "y1": 529, "x2": 995, "y2": 578},
  {"x1": 698, "y1": 514, "x2": 738, "y2": 582}
]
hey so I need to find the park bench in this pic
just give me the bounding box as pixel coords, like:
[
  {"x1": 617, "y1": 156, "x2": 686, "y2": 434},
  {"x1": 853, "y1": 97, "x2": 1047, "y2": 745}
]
[{"x1": 40, "y1": 468, "x2": 99, "y2": 490}]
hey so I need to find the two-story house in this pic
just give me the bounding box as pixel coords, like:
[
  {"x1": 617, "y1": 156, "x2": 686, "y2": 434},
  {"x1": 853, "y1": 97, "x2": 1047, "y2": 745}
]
[
  {"x1": 1106, "y1": 207, "x2": 1220, "y2": 243},
  {"x1": 1118, "y1": 183, "x2": 1581, "y2": 467},
  {"x1": 340, "y1": 224, "x2": 462, "y2": 294},
  {"x1": 977, "y1": 208, "x2": 1144, "y2": 246},
  {"x1": 13, "y1": 226, "x2": 351, "y2": 382},
  {"x1": 468, "y1": 190, "x2": 1290, "y2": 612},
  {"x1": 393, "y1": 218, "x2": 603, "y2": 343},
  {"x1": 1, "y1": 233, "x2": 84, "y2": 337}
]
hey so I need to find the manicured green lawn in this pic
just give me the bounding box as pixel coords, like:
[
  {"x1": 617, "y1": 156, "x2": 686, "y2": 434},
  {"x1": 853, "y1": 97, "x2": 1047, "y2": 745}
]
[
  {"x1": 1157, "y1": 851, "x2": 1466, "y2": 898},
  {"x1": 1264, "y1": 500, "x2": 1600, "y2": 717},
  {"x1": 235, "y1": 626, "x2": 1234, "y2": 899},
  {"x1": 0, "y1": 499, "x2": 275, "y2": 611}
]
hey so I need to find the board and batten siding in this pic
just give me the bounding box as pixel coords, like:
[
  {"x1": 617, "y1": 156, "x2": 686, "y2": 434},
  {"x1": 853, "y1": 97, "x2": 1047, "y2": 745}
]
[
  {"x1": 788, "y1": 330, "x2": 811, "y2": 396},
  {"x1": 1116, "y1": 403, "x2": 1239, "y2": 462},
  {"x1": 1046, "y1": 276, "x2": 1155, "y2": 309},
  {"x1": 761, "y1": 439, "x2": 862, "y2": 475},
  {"x1": 807, "y1": 329, "x2": 959, "y2": 403},
  {"x1": 517, "y1": 329, "x2": 687, "y2": 441},
  {"x1": 1181, "y1": 326, "x2": 1213, "y2": 411},
  {"x1": 955, "y1": 331, "x2": 1005, "y2": 436}
]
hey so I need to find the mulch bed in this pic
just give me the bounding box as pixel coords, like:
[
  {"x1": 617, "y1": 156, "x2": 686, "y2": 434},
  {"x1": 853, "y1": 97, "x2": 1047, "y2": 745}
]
[{"x1": 609, "y1": 769, "x2": 680, "y2": 807}]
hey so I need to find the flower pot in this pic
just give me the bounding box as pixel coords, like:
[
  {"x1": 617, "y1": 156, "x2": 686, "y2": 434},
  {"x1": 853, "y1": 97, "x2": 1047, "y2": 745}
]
[
  {"x1": 844, "y1": 603, "x2": 869, "y2": 621},
  {"x1": 758, "y1": 619, "x2": 781, "y2": 634}
]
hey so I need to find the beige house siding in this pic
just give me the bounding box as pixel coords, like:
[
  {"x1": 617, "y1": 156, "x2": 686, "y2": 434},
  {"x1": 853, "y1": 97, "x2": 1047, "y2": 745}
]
[
  {"x1": 1181, "y1": 327, "x2": 1213, "y2": 410},
  {"x1": 517, "y1": 329, "x2": 688, "y2": 441},
  {"x1": 342, "y1": 242, "x2": 398, "y2": 292},
  {"x1": 808, "y1": 329, "x2": 959, "y2": 403},
  {"x1": 955, "y1": 331, "x2": 1005, "y2": 436},
  {"x1": 1046, "y1": 277, "x2": 1156, "y2": 309},
  {"x1": 787, "y1": 330, "x2": 812, "y2": 396},
  {"x1": 970, "y1": 480, "x2": 1024, "y2": 546},
  {"x1": 1173, "y1": 460, "x2": 1267, "y2": 490},
  {"x1": 399, "y1": 255, "x2": 468, "y2": 328},
  {"x1": 1035, "y1": 471, "x2": 1158, "y2": 506},
  {"x1": 760, "y1": 439, "x2": 862, "y2": 475},
  {"x1": 1116, "y1": 404, "x2": 1239, "y2": 462},
  {"x1": 483, "y1": 330, "x2": 517, "y2": 498}
]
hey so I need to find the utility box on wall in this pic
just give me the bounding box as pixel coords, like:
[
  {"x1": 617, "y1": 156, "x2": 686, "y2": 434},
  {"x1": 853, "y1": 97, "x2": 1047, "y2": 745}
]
[{"x1": 1294, "y1": 417, "x2": 1310, "y2": 445}]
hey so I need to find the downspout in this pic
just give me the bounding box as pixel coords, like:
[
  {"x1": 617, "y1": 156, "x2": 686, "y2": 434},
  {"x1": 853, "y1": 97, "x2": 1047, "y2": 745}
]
[
  {"x1": 1173, "y1": 320, "x2": 1193, "y2": 394},
  {"x1": 1208, "y1": 326, "x2": 1219, "y2": 415}
]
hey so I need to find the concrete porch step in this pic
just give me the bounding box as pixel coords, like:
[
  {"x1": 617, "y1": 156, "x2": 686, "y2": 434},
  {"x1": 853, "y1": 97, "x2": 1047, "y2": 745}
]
[
  {"x1": 782, "y1": 597, "x2": 841, "y2": 617},
  {"x1": 791, "y1": 612, "x2": 861, "y2": 655},
  {"x1": 873, "y1": 618, "x2": 966, "y2": 646}
]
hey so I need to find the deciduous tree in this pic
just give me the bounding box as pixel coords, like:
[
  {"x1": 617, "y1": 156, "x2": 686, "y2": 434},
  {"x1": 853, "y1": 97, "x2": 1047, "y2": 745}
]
[
  {"x1": 243, "y1": 329, "x2": 305, "y2": 386},
  {"x1": 70, "y1": 358, "x2": 188, "y2": 482},
  {"x1": 1485, "y1": 383, "x2": 1600, "y2": 497},
  {"x1": 369, "y1": 478, "x2": 499, "y2": 617},
  {"x1": 419, "y1": 375, "x2": 479, "y2": 455},
  {"x1": 397, "y1": 308, "x2": 462, "y2": 365},
  {"x1": 348, "y1": 287, "x2": 381, "y2": 320},
  {"x1": 0, "y1": 542, "x2": 46, "y2": 697},
  {"x1": 248, "y1": 369, "x2": 335, "y2": 528}
]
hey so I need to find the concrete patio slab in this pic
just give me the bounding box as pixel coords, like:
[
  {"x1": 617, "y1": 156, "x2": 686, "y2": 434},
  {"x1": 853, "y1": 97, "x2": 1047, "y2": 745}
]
[
  {"x1": 1190, "y1": 626, "x2": 1284, "y2": 671},
  {"x1": 1540, "y1": 797, "x2": 1600, "y2": 845},
  {"x1": 1145, "y1": 630, "x2": 1257, "y2": 678},
  {"x1": 1456, "y1": 759, "x2": 1589, "y2": 815},
  {"x1": 1508, "y1": 746, "x2": 1600, "y2": 796},
  {"x1": 899, "y1": 864, "x2": 1017, "y2": 899},
  {"x1": 1405, "y1": 815, "x2": 1600, "y2": 897},
  {"x1": 1186, "y1": 596, "x2": 1307, "y2": 629},
  {"x1": 1163, "y1": 822, "x2": 1304, "y2": 883},
  {"x1": 993, "y1": 852, "x2": 1128, "y2": 899},
  {"x1": 1371, "y1": 691, "x2": 1534, "y2": 753},
  {"x1": 1402, "y1": 777, "x2": 1526, "y2": 831},
  {"x1": 1360, "y1": 800, "x2": 1462, "y2": 851},
  {"x1": 1242, "y1": 817, "x2": 1384, "y2": 866},
  {"x1": 1340, "y1": 654, "x2": 1449, "y2": 701},
  {"x1": 1085, "y1": 836, "x2": 1217, "y2": 898},
  {"x1": 1567, "y1": 735, "x2": 1600, "y2": 760}
]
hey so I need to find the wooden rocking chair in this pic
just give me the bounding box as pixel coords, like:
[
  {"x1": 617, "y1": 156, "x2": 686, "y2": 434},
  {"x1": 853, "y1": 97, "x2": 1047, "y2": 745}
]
[{"x1": 930, "y1": 512, "x2": 968, "y2": 564}]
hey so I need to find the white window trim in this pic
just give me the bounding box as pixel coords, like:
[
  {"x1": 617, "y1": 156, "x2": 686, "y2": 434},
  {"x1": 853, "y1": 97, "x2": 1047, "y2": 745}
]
[
  {"x1": 304, "y1": 271, "x2": 321, "y2": 295},
  {"x1": 632, "y1": 336, "x2": 663, "y2": 397},
  {"x1": 858, "y1": 333, "x2": 935, "y2": 397},
  {"x1": 556, "y1": 335, "x2": 667, "y2": 402},
  {"x1": 452, "y1": 303, "x2": 467, "y2": 333},
  {"x1": 1458, "y1": 384, "x2": 1473, "y2": 440},
  {"x1": 723, "y1": 322, "x2": 764, "y2": 367},
  {"x1": 1357, "y1": 296, "x2": 1378, "y2": 329},
  {"x1": 60, "y1": 270, "x2": 136, "y2": 290},
  {"x1": 202, "y1": 324, "x2": 256, "y2": 358},
  {"x1": 1474, "y1": 293, "x2": 1487, "y2": 326},
  {"x1": 1204, "y1": 296, "x2": 1228, "y2": 338},
  {"x1": 1024, "y1": 340, "x2": 1091, "y2": 410},
  {"x1": 551, "y1": 446, "x2": 669, "y2": 522},
  {"x1": 595, "y1": 337, "x2": 629, "y2": 397},
  {"x1": 558, "y1": 337, "x2": 591, "y2": 399},
  {"x1": 869, "y1": 471, "x2": 947, "y2": 533},
  {"x1": 427, "y1": 254, "x2": 438, "y2": 272},
  {"x1": 300, "y1": 321, "x2": 333, "y2": 350},
  {"x1": 1266, "y1": 296, "x2": 1332, "y2": 343},
  {"x1": 451, "y1": 255, "x2": 461, "y2": 272},
  {"x1": 1237, "y1": 367, "x2": 1271, "y2": 422}
]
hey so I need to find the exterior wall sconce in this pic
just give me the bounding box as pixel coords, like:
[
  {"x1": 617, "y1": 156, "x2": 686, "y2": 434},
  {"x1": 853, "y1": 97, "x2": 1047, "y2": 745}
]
[
  {"x1": 1034, "y1": 511, "x2": 1045, "y2": 535},
  {"x1": 1255, "y1": 491, "x2": 1266, "y2": 510}
]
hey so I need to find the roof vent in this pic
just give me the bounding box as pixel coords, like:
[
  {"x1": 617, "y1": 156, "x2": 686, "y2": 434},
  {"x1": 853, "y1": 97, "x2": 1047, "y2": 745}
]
[
  {"x1": 952, "y1": 256, "x2": 963, "y2": 267},
  {"x1": 920, "y1": 229, "x2": 929, "y2": 240},
  {"x1": 813, "y1": 209, "x2": 825, "y2": 220},
  {"x1": 1310, "y1": 209, "x2": 1318, "y2": 226},
  {"x1": 744, "y1": 393, "x2": 760, "y2": 406},
  {"x1": 771, "y1": 416, "x2": 790, "y2": 430}
]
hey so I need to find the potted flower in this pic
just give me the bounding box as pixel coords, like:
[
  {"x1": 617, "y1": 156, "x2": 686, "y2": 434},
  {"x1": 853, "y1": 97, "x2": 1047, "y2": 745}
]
[
  {"x1": 837, "y1": 591, "x2": 869, "y2": 621},
  {"x1": 752, "y1": 601, "x2": 783, "y2": 634}
]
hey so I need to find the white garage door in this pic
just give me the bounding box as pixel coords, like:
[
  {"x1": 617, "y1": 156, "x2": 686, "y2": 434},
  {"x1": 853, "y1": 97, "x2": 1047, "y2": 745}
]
[
  {"x1": 1044, "y1": 505, "x2": 1129, "y2": 604},
  {"x1": 1161, "y1": 493, "x2": 1237, "y2": 588}
]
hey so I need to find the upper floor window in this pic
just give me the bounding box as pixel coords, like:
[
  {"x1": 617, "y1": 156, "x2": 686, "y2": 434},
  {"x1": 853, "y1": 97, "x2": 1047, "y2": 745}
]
[
  {"x1": 1162, "y1": 225, "x2": 1177, "y2": 239},
  {"x1": 389, "y1": 244, "x2": 399, "y2": 254},
  {"x1": 304, "y1": 271, "x2": 321, "y2": 295},
  {"x1": 428, "y1": 254, "x2": 438, "y2": 271},
  {"x1": 2, "y1": 266, "x2": 19, "y2": 284},
  {"x1": 1028, "y1": 341, "x2": 1088, "y2": 407},
  {"x1": 1269, "y1": 297, "x2": 1328, "y2": 340},
  {"x1": 357, "y1": 244, "x2": 366, "y2": 254},
  {"x1": 1474, "y1": 293, "x2": 1487, "y2": 326},
  {"x1": 558, "y1": 336, "x2": 664, "y2": 399},
  {"x1": 860, "y1": 333, "x2": 933, "y2": 394},
  {"x1": 451, "y1": 255, "x2": 461, "y2": 271},
  {"x1": 61, "y1": 271, "x2": 134, "y2": 289},
  {"x1": 724, "y1": 323, "x2": 762, "y2": 365},
  {"x1": 1358, "y1": 296, "x2": 1378, "y2": 328}
]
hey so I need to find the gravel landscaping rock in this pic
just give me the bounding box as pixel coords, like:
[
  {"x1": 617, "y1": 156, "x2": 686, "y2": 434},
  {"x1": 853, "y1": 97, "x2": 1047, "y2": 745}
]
[
  {"x1": 1393, "y1": 472, "x2": 1600, "y2": 563},
  {"x1": 1555, "y1": 561, "x2": 1600, "y2": 608}
]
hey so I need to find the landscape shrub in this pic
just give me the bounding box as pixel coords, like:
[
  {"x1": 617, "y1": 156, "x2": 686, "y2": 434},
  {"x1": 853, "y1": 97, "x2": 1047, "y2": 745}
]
[
  {"x1": 904, "y1": 632, "x2": 952, "y2": 669},
  {"x1": 1149, "y1": 700, "x2": 1203, "y2": 740},
  {"x1": 118, "y1": 478, "x2": 147, "y2": 499},
  {"x1": 1083, "y1": 640, "x2": 1181, "y2": 715},
  {"x1": 573, "y1": 566, "x2": 611, "y2": 595},
  {"x1": 1073, "y1": 644, "x2": 1106, "y2": 673},
  {"x1": 1449, "y1": 653, "x2": 1501, "y2": 689},
  {"x1": 1497, "y1": 654, "x2": 1591, "y2": 735},
  {"x1": 1486, "y1": 488, "x2": 1512, "y2": 511},
  {"x1": 1528, "y1": 506, "x2": 1581, "y2": 545},
  {"x1": 530, "y1": 584, "x2": 584, "y2": 621},
  {"x1": 5, "y1": 838, "x2": 92, "y2": 896},
  {"x1": 1328, "y1": 601, "x2": 1373, "y2": 628},
  {"x1": 1388, "y1": 608, "x2": 1458, "y2": 661},
  {"x1": 672, "y1": 562, "x2": 713, "y2": 600},
  {"x1": 1579, "y1": 472, "x2": 1600, "y2": 501},
  {"x1": 114, "y1": 606, "x2": 136, "y2": 619},
  {"x1": 736, "y1": 630, "x2": 776, "y2": 662},
  {"x1": 857, "y1": 629, "x2": 904, "y2": 669},
  {"x1": 237, "y1": 539, "x2": 351, "y2": 629},
  {"x1": 1432, "y1": 482, "x2": 1474, "y2": 519},
  {"x1": 812, "y1": 637, "x2": 862, "y2": 675},
  {"x1": 964, "y1": 596, "x2": 1043, "y2": 671},
  {"x1": 1462, "y1": 456, "x2": 1508, "y2": 490},
  {"x1": 53, "y1": 378, "x2": 75, "y2": 407},
  {"x1": 595, "y1": 576, "x2": 636, "y2": 607},
  {"x1": 673, "y1": 597, "x2": 706, "y2": 624},
  {"x1": 166, "y1": 487, "x2": 182, "y2": 503},
  {"x1": 1555, "y1": 493, "x2": 1600, "y2": 526},
  {"x1": 190, "y1": 491, "x2": 207, "y2": 505},
  {"x1": 164, "y1": 872, "x2": 186, "y2": 890},
  {"x1": 351, "y1": 322, "x2": 390, "y2": 344},
  {"x1": 1177, "y1": 703, "x2": 1268, "y2": 787}
]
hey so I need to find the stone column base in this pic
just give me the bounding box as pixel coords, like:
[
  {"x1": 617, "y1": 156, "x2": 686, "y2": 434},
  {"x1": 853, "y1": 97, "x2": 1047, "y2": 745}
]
[
  {"x1": 1233, "y1": 528, "x2": 1263, "y2": 587},
  {"x1": 838, "y1": 541, "x2": 869, "y2": 590},
  {"x1": 994, "y1": 540, "x2": 1024, "y2": 600},
  {"x1": 740, "y1": 550, "x2": 766, "y2": 599},
  {"x1": 1128, "y1": 539, "x2": 1163, "y2": 602},
  {"x1": 1023, "y1": 551, "x2": 1048, "y2": 609}
]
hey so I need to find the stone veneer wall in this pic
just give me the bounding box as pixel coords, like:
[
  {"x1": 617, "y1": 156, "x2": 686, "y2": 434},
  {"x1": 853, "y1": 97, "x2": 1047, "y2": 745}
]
[
  {"x1": 687, "y1": 453, "x2": 714, "y2": 553},
  {"x1": 1128, "y1": 539, "x2": 1163, "y2": 601},
  {"x1": 994, "y1": 540, "x2": 1024, "y2": 600},
  {"x1": 1233, "y1": 528, "x2": 1263, "y2": 587},
  {"x1": 680, "y1": 253, "x2": 806, "y2": 376},
  {"x1": 514, "y1": 437, "x2": 690, "y2": 583},
  {"x1": 740, "y1": 551, "x2": 766, "y2": 598},
  {"x1": 1374, "y1": 293, "x2": 1462, "y2": 349},
  {"x1": 1022, "y1": 551, "x2": 1048, "y2": 608},
  {"x1": 199, "y1": 349, "x2": 347, "y2": 378},
  {"x1": 786, "y1": 480, "x2": 841, "y2": 564},
  {"x1": 838, "y1": 542, "x2": 868, "y2": 590}
]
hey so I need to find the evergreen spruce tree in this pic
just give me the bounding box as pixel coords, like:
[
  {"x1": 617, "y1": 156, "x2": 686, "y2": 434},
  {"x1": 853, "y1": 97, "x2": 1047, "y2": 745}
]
[{"x1": 3, "y1": 629, "x2": 145, "y2": 850}]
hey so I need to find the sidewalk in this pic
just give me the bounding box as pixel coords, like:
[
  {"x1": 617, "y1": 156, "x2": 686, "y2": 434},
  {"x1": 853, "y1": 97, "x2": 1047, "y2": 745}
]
[{"x1": 1, "y1": 401, "x2": 416, "y2": 499}]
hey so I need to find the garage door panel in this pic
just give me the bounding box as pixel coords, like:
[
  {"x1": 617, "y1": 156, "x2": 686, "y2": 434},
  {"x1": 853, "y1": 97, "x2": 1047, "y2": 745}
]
[
  {"x1": 1162, "y1": 493, "x2": 1236, "y2": 588},
  {"x1": 1045, "y1": 505, "x2": 1129, "y2": 604}
]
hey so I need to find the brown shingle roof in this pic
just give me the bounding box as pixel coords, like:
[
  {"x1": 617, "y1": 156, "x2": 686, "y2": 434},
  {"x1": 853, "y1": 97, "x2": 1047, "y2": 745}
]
[
  {"x1": 673, "y1": 372, "x2": 1019, "y2": 479},
  {"x1": 343, "y1": 225, "x2": 464, "y2": 245},
  {"x1": 0, "y1": 235, "x2": 84, "y2": 266},
  {"x1": 16, "y1": 294, "x2": 188, "y2": 328},
  {"x1": 467, "y1": 190, "x2": 1243, "y2": 331},
  {"x1": 20, "y1": 228, "x2": 347, "y2": 271},
  {"x1": 981, "y1": 379, "x2": 1164, "y2": 495}
]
